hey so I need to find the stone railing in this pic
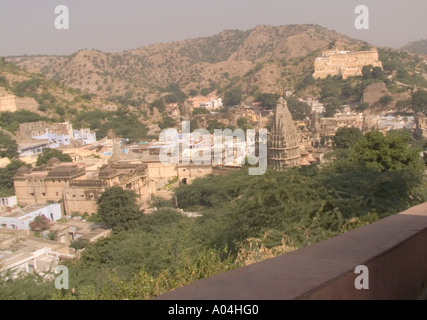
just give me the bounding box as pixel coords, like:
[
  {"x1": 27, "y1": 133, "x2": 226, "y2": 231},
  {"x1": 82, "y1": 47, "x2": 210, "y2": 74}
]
[{"x1": 156, "y1": 203, "x2": 427, "y2": 300}]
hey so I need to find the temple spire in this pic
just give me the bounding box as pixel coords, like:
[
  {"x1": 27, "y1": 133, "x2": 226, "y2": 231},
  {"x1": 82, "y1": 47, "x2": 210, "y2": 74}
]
[{"x1": 268, "y1": 96, "x2": 301, "y2": 170}]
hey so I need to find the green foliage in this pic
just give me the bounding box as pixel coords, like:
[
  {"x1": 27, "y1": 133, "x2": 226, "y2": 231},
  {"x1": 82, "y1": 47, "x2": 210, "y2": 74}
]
[
  {"x1": 206, "y1": 120, "x2": 226, "y2": 133},
  {"x1": 362, "y1": 65, "x2": 388, "y2": 82},
  {"x1": 0, "y1": 110, "x2": 51, "y2": 134},
  {"x1": 149, "y1": 98, "x2": 166, "y2": 113},
  {"x1": 223, "y1": 86, "x2": 242, "y2": 107},
  {"x1": 255, "y1": 93, "x2": 280, "y2": 110},
  {"x1": 236, "y1": 117, "x2": 253, "y2": 130},
  {"x1": 161, "y1": 83, "x2": 187, "y2": 104},
  {"x1": 74, "y1": 109, "x2": 148, "y2": 142},
  {"x1": 285, "y1": 97, "x2": 312, "y2": 120},
  {"x1": 333, "y1": 127, "x2": 363, "y2": 149},
  {"x1": 0, "y1": 272, "x2": 55, "y2": 300},
  {"x1": 192, "y1": 108, "x2": 210, "y2": 115},
  {"x1": 379, "y1": 95, "x2": 393, "y2": 105},
  {"x1": 0, "y1": 131, "x2": 18, "y2": 159},
  {"x1": 322, "y1": 96, "x2": 341, "y2": 117},
  {"x1": 158, "y1": 115, "x2": 176, "y2": 130},
  {"x1": 411, "y1": 89, "x2": 427, "y2": 115},
  {"x1": 12, "y1": 78, "x2": 42, "y2": 97},
  {"x1": 350, "y1": 130, "x2": 423, "y2": 172},
  {"x1": 36, "y1": 148, "x2": 72, "y2": 166},
  {"x1": 188, "y1": 89, "x2": 198, "y2": 97},
  {"x1": 200, "y1": 88, "x2": 211, "y2": 96},
  {"x1": 97, "y1": 186, "x2": 143, "y2": 230},
  {"x1": 150, "y1": 196, "x2": 175, "y2": 208},
  {"x1": 70, "y1": 239, "x2": 88, "y2": 250},
  {"x1": 0, "y1": 75, "x2": 9, "y2": 88},
  {"x1": 0, "y1": 159, "x2": 30, "y2": 197},
  {"x1": 178, "y1": 29, "x2": 250, "y2": 64},
  {"x1": 86, "y1": 213, "x2": 104, "y2": 223}
]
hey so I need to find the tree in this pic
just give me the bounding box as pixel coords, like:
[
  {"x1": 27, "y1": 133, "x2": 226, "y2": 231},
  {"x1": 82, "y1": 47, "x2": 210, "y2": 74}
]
[
  {"x1": 334, "y1": 127, "x2": 363, "y2": 149},
  {"x1": 362, "y1": 65, "x2": 373, "y2": 80},
  {"x1": 223, "y1": 86, "x2": 242, "y2": 107},
  {"x1": 0, "y1": 159, "x2": 30, "y2": 197},
  {"x1": 237, "y1": 117, "x2": 253, "y2": 130},
  {"x1": 158, "y1": 116, "x2": 176, "y2": 130},
  {"x1": 188, "y1": 89, "x2": 198, "y2": 97},
  {"x1": 0, "y1": 131, "x2": 18, "y2": 159},
  {"x1": 286, "y1": 98, "x2": 312, "y2": 121},
  {"x1": 255, "y1": 93, "x2": 280, "y2": 110},
  {"x1": 97, "y1": 186, "x2": 143, "y2": 230},
  {"x1": 411, "y1": 89, "x2": 427, "y2": 115},
  {"x1": 36, "y1": 148, "x2": 72, "y2": 166},
  {"x1": 29, "y1": 215, "x2": 51, "y2": 232},
  {"x1": 379, "y1": 95, "x2": 393, "y2": 105},
  {"x1": 192, "y1": 108, "x2": 210, "y2": 115},
  {"x1": 323, "y1": 97, "x2": 341, "y2": 117},
  {"x1": 350, "y1": 130, "x2": 423, "y2": 172}
]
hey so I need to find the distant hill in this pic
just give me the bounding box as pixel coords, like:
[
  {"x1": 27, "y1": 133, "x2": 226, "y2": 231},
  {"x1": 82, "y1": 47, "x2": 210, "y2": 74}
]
[
  {"x1": 0, "y1": 58, "x2": 103, "y2": 120},
  {"x1": 5, "y1": 25, "x2": 368, "y2": 103},
  {"x1": 401, "y1": 39, "x2": 427, "y2": 55},
  {"x1": 4, "y1": 24, "x2": 427, "y2": 120}
]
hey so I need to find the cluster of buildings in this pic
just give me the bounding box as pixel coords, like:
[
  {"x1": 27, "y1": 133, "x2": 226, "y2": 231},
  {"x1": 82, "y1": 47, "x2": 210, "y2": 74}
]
[
  {"x1": 17, "y1": 121, "x2": 96, "y2": 157},
  {"x1": 0, "y1": 195, "x2": 110, "y2": 276},
  {"x1": 187, "y1": 96, "x2": 223, "y2": 110}
]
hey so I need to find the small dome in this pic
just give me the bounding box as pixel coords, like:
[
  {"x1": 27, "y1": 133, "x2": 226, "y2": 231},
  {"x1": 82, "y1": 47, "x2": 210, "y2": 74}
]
[{"x1": 47, "y1": 157, "x2": 61, "y2": 165}]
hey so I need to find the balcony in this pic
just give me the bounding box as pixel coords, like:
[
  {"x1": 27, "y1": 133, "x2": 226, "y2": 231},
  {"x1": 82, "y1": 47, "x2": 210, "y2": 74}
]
[{"x1": 157, "y1": 202, "x2": 427, "y2": 300}]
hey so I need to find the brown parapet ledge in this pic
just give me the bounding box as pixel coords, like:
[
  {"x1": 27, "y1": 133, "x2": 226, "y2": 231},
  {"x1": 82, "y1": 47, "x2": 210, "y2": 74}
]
[{"x1": 156, "y1": 202, "x2": 427, "y2": 300}]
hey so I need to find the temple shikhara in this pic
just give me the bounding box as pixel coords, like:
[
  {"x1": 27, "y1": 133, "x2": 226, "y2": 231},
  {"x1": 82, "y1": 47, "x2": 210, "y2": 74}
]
[{"x1": 268, "y1": 96, "x2": 301, "y2": 170}]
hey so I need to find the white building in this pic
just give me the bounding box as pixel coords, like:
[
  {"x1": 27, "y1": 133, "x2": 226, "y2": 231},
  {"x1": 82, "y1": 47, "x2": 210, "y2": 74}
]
[
  {"x1": 0, "y1": 195, "x2": 17, "y2": 208},
  {"x1": 0, "y1": 203, "x2": 62, "y2": 230},
  {"x1": 18, "y1": 140, "x2": 50, "y2": 157},
  {"x1": 33, "y1": 133, "x2": 71, "y2": 148},
  {"x1": 73, "y1": 129, "x2": 97, "y2": 145},
  {"x1": 199, "y1": 98, "x2": 223, "y2": 109}
]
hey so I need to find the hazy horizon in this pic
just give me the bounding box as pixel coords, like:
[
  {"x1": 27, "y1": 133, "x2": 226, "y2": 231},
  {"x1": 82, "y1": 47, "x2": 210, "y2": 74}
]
[{"x1": 1, "y1": 0, "x2": 427, "y2": 57}]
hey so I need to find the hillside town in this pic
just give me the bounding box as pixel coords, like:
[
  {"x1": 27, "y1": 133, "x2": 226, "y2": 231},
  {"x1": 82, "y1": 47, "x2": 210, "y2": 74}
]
[
  {"x1": 2, "y1": 47, "x2": 427, "y2": 278},
  {"x1": 2, "y1": 3, "x2": 427, "y2": 300}
]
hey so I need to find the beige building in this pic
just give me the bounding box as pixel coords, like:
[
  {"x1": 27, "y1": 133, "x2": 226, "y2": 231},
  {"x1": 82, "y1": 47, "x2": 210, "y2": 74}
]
[
  {"x1": 313, "y1": 49, "x2": 383, "y2": 79},
  {"x1": 319, "y1": 113, "x2": 364, "y2": 136},
  {"x1": 13, "y1": 156, "x2": 150, "y2": 216},
  {"x1": 0, "y1": 94, "x2": 17, "y2": 112},
  {"x1": 62, "y1": 161, "x2": 149, "y2": 215},
  {"x1": 13, "y1": 158, "x2": 86, "y2": 207}
]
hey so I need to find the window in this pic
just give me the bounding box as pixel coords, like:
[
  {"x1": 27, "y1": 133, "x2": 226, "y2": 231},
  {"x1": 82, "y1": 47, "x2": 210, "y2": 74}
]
[
  {"x1": 30, "y1": 192, "x2": 34, "y2": 196},
  {"x1": 41, "y1": 192, "x2": 46, "y2": 196},
  {"x1": 56, "y1": 192, "x2": 59, "y2": 196}
]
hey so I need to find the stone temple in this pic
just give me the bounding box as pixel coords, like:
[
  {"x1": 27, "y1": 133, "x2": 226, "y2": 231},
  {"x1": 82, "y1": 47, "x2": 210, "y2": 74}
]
[{"x1": 268, "y1": 96, "x2": 301, "y2": 170}]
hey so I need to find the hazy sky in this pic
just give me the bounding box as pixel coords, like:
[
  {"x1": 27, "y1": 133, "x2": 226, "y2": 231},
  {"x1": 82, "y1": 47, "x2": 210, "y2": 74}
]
[{"x1": 0, "y1": 0, "x2": 426, "y2": 56}]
